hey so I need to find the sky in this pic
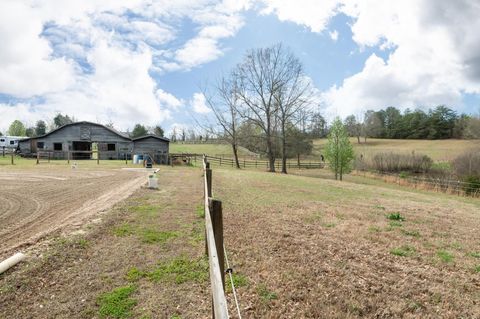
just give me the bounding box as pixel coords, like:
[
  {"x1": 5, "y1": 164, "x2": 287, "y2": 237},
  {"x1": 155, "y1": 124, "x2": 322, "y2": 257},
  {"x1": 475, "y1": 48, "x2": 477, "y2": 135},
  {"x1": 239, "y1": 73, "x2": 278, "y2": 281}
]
[{"x1": 1, "y1": 0, "x2": 480, "y2": 134}]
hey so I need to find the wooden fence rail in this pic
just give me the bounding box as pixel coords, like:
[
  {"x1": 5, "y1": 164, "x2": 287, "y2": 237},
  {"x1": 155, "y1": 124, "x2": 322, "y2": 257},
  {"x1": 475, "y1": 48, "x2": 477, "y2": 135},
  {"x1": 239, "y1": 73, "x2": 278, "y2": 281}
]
[
  {"x1": 169, "y1": 153, "x2": 325, "y2": 170},
  {"x1": 203, "y1": 156, "x2": 229, "y2": 318}
]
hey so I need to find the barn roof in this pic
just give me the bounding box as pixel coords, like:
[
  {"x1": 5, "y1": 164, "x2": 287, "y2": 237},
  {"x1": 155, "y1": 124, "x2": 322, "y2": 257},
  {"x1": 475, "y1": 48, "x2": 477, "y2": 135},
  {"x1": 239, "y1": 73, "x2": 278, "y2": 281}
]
[
  {"x1": 18, "y1": 121, "x2": 131, "y2": 141},
  {"x1": 132, "y1": 134, "x2": 170, "y2": 143}
]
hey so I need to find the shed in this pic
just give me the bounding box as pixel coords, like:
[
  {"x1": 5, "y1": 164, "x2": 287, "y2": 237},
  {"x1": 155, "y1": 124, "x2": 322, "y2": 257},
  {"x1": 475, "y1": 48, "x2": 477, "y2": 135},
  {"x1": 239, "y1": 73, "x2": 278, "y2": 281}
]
[{"x1": 132, "y1": 135, "x2": 170, "y2": 164}]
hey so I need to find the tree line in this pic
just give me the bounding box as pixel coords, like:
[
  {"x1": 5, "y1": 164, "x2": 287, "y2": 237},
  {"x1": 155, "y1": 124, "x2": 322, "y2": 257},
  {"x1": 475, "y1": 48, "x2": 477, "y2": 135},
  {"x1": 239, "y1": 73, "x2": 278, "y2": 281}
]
[
  {"x1": 344, "y1": 106, "x2": 480, "y2": 142},
  {"x1": 0, "y1": 114, "x2": 165, "y2": 139}
]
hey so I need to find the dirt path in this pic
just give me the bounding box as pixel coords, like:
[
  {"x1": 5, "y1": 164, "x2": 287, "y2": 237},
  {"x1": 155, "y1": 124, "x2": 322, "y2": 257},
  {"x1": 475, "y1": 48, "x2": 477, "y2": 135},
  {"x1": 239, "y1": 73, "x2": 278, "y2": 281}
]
[{"x1": 0, "y1": 168, "x2": 145, "y2": 258}]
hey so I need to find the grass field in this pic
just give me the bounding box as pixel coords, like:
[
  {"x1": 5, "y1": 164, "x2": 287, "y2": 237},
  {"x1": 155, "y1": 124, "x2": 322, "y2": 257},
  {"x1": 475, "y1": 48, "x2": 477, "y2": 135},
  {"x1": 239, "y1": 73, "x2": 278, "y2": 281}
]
[
  {"x1": 313, "y1": 138, "x2": 480, "y2": 162},
  {"x1": 1, "y1": 164, "x2": 479, "y2": 318},
  {"x1": 170, "y1": 143, "x2": 256, "y2": 157},
  {"x1": 170, "y1": 138, "x2": 480, "y2": 162}
]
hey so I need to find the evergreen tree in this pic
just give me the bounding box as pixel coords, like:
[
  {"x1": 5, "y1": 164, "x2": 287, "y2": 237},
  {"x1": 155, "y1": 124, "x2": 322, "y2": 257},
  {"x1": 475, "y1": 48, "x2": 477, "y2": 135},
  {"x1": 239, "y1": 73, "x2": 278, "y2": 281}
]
[
  {"x1": 324, "y1": 118, "x2": 354, "y2": 181},
  {"x1": 130, "y1": 124, "x2": 148, "y2": 138},
  {"x1": 35, "y1": 120, "x2": 47, "y2": 136}
]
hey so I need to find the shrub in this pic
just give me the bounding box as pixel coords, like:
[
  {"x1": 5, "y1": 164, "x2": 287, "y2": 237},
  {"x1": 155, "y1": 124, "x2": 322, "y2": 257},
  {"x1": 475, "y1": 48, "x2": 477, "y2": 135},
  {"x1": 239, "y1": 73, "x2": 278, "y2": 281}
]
[
  {"x1": 463, "y1": 175, "x2": 480, "y2": 196},
  {"x1": 356, "y1": 152, "x2": 433, "y2": 173},
  {"x1": 452, "y1": 148, "x2": 480, "y2": 178},
  {"x1": 387, "y1": 213, "x2": 405, "y2": 221}
]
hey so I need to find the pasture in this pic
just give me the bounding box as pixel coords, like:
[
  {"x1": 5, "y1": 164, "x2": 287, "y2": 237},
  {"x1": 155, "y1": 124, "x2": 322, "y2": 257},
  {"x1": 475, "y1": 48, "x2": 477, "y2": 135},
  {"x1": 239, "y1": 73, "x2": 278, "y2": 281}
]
[
  {"x1": 313, "y1": 138, "x2": 480, "y2": 162},
  {"x1": 1, "y1": 161, "x2": 479, "y2": 318}
]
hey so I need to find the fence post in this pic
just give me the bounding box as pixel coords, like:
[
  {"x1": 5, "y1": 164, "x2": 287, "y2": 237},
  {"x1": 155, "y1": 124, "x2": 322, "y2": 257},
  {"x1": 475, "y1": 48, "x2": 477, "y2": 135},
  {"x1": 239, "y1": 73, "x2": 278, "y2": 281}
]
[
  {"x1": 97, "y1": 150, "x2": 100, "y2": 165},
  {"x1": 11, "y1": 152, "x2": 14, "y2": 165},
  {"x1": 209, "y1": 198, "x2": 225, "y2": 291},
  {"x1": 2, "y1": 146, "x2": 5, "y2": 157},
  {"x1": 243, "y1": 159, "x2": 245, "y2": 168},
  {"x1": 36, "y1": 152, "x2": 40, "y2": 164},
  {"x1": 67, "y1": 151, "x2": 70, "y2": 164},
  {"x1": 206, "y1": 163, "x2": 212, "y2": 198}
]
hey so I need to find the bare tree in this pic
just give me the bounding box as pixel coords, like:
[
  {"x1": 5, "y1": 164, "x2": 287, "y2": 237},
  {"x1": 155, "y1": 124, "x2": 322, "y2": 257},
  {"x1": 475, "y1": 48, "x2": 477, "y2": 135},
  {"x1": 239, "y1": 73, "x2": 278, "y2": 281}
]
[
  {"x1": 235, "y1": 43, "x2": 304, "y2": 172},
  {"x1": 273, "y1": 51, "x2": 312, "y2": 173},
  {"x1": 203, "y1": 74, "x2": 242, "y2": 168}
]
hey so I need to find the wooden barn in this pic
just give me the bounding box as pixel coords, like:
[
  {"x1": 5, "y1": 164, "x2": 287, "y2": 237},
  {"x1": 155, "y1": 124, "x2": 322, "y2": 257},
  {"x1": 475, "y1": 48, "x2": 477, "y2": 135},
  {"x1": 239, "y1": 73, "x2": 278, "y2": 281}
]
[
  {"x1": 18, "y1": 121, "x2": 170, "y2": 163},
  {"x1": 133, "y1": 135, "x2": 170, "y2": 164}
]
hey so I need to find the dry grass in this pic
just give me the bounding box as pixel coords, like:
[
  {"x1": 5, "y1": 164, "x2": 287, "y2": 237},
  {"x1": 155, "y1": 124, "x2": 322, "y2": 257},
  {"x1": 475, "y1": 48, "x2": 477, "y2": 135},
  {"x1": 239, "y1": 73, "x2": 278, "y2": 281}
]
[
  {"x1": 214, "y1": 168, "x2": 480, "y2": 318},
  {"x1": 313, "y1": 138, "x2": 480, "y2": 161},
  {"x1": 2, "y1": 164, "x2": 480, "y2": 318}
]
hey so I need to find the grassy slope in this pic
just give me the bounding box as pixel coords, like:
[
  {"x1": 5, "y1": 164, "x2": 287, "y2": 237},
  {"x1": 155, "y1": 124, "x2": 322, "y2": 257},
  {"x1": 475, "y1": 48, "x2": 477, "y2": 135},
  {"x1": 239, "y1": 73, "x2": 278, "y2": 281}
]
[
  {"x1": 170, "y1": 143, "x2": 256, "y2": 157},
  {"x1": 313, "y1": 138, "x2": 480, "y2": 161},
  {"x1": 0, "y1": 164, "x2": 479, "y2": 317},
  {"x1": 214, "y1": 168, "x2": 480, "y2": 317}
]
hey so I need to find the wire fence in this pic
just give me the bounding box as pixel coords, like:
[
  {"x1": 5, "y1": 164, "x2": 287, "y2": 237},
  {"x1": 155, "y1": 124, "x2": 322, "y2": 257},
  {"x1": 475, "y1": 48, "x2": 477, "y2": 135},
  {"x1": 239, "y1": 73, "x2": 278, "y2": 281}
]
[{"x1": 353, "y1": 170, "x2": 480, "y2": 198}]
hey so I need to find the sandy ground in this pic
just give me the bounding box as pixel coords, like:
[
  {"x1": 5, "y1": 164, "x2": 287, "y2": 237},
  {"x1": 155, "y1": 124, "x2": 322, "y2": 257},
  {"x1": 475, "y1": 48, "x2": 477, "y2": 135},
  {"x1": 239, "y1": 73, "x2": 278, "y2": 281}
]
[{"x1": 0, "y1": 168, "x2": 145, "y2": 259}]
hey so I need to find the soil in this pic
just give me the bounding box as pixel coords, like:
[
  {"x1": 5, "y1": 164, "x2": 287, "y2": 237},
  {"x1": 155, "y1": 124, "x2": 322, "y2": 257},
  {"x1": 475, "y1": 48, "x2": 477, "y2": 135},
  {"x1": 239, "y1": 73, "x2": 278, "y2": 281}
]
[{"x1": 0, "y1": 168, "x2": 145, "y2": 259}]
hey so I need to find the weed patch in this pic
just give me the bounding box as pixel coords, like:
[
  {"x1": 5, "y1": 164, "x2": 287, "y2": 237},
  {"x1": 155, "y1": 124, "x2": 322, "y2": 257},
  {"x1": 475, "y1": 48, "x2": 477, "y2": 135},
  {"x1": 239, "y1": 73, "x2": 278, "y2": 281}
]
[
  {"x1": 140, "y1": 229, "x2": 178, "y2": 244},
  {"x1": 390, "y1": 245, "x2": 415, "y2": 257},
  {"x1": 475, "y1": 265, "x2": 480, "y2": 273},
  {"x1": 257, "y1": 284, "x2": 278, "y2": 302},
  {"x1": 113, "y1": 223, "x2": 136, "y2": 237},
  {"x1": 437, "y1": 250, "x2": 454, "y2": 263},
  {"x1": 97, "y1": 285, "x2": 137, "y2": 319},
  {"x1": 147, "y1": 256, "x2": 208, "y2": 284},
  {"x1": 125, "y1": 267, "x2": 144, "y2": 282},
  {"x1": 226, "y1": 273, "x2": 248, "y2": 293},
  {"x1": 387, "y1": 213, "x2": 405, "y2": 221},
  {"x1": 195, "y1": 204, "x2": 205, "y2": 219},
  {"x1": 401, "y1": 229, "x2": 420, "y2": 237},
  {"x1": 389, "y1": 221, "x2": 403, "y2": 228},
  {"x1": 468, "y1": 252, "x2": 480, "y2": 258}
]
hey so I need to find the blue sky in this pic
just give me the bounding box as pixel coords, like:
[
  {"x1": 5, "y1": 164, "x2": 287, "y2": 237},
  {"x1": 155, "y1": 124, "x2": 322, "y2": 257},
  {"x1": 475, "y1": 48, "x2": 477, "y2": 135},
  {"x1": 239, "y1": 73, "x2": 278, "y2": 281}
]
[{"x1": 0, "y1": 0, "x2": 479, "y2": 133}]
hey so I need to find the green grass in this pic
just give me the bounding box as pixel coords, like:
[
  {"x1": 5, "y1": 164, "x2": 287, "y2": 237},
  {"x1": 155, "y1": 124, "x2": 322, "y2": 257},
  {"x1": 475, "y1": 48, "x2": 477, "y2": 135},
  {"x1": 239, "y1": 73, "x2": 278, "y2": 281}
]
[
  {"x1": 195, "y1": 204, "x2": 205, "y2": 219},
  {"x1": 125, "y1": 267, "x2": 144, "y2": 282},
  {"x1": 390, "y1": 245, "x2": 416, "y2": 257},
  {"x1": 437, "y1": 250, "x2": 454, "y2": 263},
  {"x1": 387, "y1": 213, "x2": 405, "y2": 221},
  {"x1": 140, "y1": 229, "x2": 177, "y2": 244},
  {"x1": 401, "y1": 229, "x2": 421, "y2": 237},
  {"x1": 257, "y1": 284, "x2": 278, "y2": 302},
  {"x1": 226, "y1": 273, "x2": 249, "y2": 293},
  {"x1": 113, "y1": 223, "x2": 135, "y2": 237},
  {"x1": 97, "y1": 285, "x2": 137, "y2": 319},
  {"x1": 475, "y1": 265, "x2": 480, "y2": 273},
  {"x1": 468, "y1": 252, "x2": 480, "y2": 258},
  {"x1": 129, "y1": 204, "x2": 161, "y2": 217},
  {"x1": 389, "y1": 221, "x2": 403, "y2": 228},
  {"x1": 147, "y1": 256, "x2": 208, "y2": 284}
]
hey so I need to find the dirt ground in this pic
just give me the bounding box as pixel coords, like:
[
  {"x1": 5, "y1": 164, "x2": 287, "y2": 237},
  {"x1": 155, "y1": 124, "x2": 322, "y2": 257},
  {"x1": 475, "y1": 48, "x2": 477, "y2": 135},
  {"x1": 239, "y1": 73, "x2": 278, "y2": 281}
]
[
  {"x1": 1, "y1": 165, "x2": 480, "y2": 318},
  {"x1": 0, "y1": 167, "x2": 145, "y2": 259}
]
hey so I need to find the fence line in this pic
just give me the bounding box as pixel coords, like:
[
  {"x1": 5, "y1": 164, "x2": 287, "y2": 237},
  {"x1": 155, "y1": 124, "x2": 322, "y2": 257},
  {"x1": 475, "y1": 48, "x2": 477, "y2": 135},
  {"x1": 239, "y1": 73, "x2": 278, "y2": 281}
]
[
  {"x1": 170, "y1": 153, "x2": 324, "y2": 170},
  {"x1": 354, "y1": 170, "x2": 480, "y2": 197},
  {"x1": 203, "y1": 156, "x2": 229, "y2": 318}
]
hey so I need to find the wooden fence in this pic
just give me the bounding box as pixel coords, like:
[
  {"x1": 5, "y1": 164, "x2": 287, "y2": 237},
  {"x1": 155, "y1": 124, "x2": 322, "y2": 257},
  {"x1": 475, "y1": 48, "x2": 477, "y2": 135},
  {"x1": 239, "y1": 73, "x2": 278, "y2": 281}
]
[
  {"x1": 170, "y1": 153, "x2": 324, "y2": 170},
  {"x1": 203, "y1": 156, "x2": 229, "y2": 318},
  {"x1": 36, "y1": 150, "x2": 129, "y2": 165}
]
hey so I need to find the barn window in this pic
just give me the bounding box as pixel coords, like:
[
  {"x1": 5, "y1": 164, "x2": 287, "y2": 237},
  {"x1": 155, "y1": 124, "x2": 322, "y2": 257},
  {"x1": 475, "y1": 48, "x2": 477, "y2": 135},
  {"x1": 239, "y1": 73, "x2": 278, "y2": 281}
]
[
  {"x1": 54, "y1": 143, "x2": 62, "y2": 151},
  {"x1": 9, "y1": 140, "x2": 15, "y2": 145},
  {"x1": 107, "y1": 143, "x2": 116, "y2": 151},
  {"x1": 37, "y1": 142, "x2": 44, "y2": 149}
]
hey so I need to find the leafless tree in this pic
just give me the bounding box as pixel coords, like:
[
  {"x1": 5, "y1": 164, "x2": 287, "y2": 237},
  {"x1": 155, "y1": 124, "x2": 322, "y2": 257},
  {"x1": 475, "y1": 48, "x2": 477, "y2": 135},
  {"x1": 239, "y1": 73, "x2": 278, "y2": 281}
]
[
  {"x1": 203, "y1": 74, "x2": 242, "y2": 168},
  {"x1": 273, "y1": 53, "x2": 313, "y2": 173},
  {"x1": 235, "y1": 43, "x2": 308, "y2": 172}
]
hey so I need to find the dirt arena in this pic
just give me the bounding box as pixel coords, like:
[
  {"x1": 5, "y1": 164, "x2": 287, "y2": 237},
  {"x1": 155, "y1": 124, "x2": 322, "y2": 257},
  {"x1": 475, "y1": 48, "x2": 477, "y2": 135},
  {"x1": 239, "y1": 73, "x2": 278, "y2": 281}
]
[{"x1": 0, "y1": 167, "x2": 145, "y2": 259}]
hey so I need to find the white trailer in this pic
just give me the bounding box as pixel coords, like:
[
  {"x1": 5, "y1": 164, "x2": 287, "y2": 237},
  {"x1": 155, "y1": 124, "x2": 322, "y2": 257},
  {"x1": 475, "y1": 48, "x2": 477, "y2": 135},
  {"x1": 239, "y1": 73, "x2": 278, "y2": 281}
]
[{"x1": 0, "y1": 136, "x2": 26, "y2": 151}]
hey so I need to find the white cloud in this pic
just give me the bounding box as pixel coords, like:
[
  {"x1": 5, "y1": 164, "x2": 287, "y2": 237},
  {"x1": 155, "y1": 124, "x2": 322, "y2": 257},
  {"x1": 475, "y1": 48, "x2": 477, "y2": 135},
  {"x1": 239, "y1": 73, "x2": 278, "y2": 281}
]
[
  {"x1": 0, "y1": 0, "x2": 250, "y2": 132},
  {"x1": 260, "y1": 0, "x2": 341, "y2": 33},
  {"x1": 156, "y1": 89, "x2": 183, "y2": 109},
  {"x1": 191, "y1": 93, "x2": 211, "y2": 114},
  {"x1": 329, "y1": 30, "x2": 338, "y2": 41},
  {"x1": 262, "y1": 0, "x2": 480, "y2": 116}
]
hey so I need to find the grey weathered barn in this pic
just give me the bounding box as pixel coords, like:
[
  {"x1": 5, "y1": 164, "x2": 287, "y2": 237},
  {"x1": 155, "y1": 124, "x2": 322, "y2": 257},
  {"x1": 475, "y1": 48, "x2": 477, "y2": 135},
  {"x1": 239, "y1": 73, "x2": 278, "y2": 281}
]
[{"x1": 18, "y1": 121, "x2": 169, "y2": 163}]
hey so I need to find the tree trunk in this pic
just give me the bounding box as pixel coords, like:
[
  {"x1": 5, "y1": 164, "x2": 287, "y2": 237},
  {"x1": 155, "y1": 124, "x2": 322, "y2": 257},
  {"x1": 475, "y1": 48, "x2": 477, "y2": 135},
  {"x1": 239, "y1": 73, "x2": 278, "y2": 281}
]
[
  {"x1": 281, "y1": 121, "x2": 287, "y2": 174},
  {"x1": 357, "y1": 135, "x2": 361, "y2": 144},
  {"x1": 297, "y1": 153, "x2": 300, "y2": 168},
  {"x1": 266, "y1": 136, "x2": 275, "y2": 172},
  {"x1": 232, "y1": 143, "x2": 240, "y2": 169}
]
